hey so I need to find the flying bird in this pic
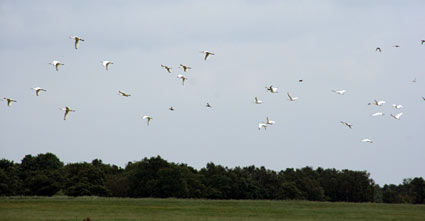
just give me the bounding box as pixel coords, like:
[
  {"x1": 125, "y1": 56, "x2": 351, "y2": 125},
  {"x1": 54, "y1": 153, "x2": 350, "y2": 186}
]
[
  {"x1": 206, "y1": 102, "x2": 212, "y2": 108},
  {"x1": 361, "y1": 139, "x2": 373, "y2": 143},
  {"x1": 392, "y1": 104, "x2": 403, "y2": 109},
  {"x1": 70, "y1": 36, "x2": 84, "y2": 49},
  {"x1": 254, "y1": 97, "x2": 262, "y2": 104},
  {"x1": 266, "y1": 85, "x2": 278, "y2": 93},
  {"x1": 265, "y1": 117, "x2": 275, "y2": 125},
  {"x1": 332, "y1": 90, "x2": 346, "y2": 95},
  {"x1": 390, "y1": 113, "x2": 403, "y2": 120},
  {"x1": 393, "y1": 45, "x2": 400, "y2": 48},
  {"x1": 161, "y1": 65, "x2": 172, "y2": 73},
  {"x1": 258, "y1": 123, "x2": 268, "y2": 130},
  {"x1": 376, "y1": 47, "x2": 382, "y2": 52},
  {"x1": 3, "y1": 98, "x2": 16, "y2": 106},
  {"x1": 421, "y1": 40, "x2": 425, "y2": 45},
  {"x1": 369, "y1": 100, "x2": 386, "y2": 106},
  {"x1": 60, "y1": 106, "x2": 75, "y2": 120},
  {"x1": 117, "y1": 91, "x2": 131, "y2": 97},
  {"x1": 169, "y1": 106, "x2": 175, "y2": 111},
  {"x1": 299, "y1": 79, "x2": 303, "y2": 82},
  {"x1": 287, "y1": 92, "x2": 298, "y2": 101},
  {"x1": 31, "y1": 87, "x2": 47, "y2": 96},
  {"x1": 177, "y1": 74, "x2": 187, "y2": 86},
  {"x1": 201, "y1": 51, "x2": 215, "y2": 61},
  {"x1": 142, "y1": 115, "x2": 152, "y2": 126},
  {"x1": 102, "y1": 61, "x2": 113, "y2": 70},
  {"x1": 371, "y1": 112, "x2": 385, "y2": 117},
  {"x1": 340, "y1": 121, "x2": 353, "y2": 129},
  {"x1": 179, "y1": 64, "x2": 191, "y2": 72},
  {"x1": 49, "y1": 60, "x2": 64, "y2": 71}
]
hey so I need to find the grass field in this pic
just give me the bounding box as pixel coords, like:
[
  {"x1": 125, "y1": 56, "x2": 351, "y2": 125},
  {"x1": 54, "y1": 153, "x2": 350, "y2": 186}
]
[{"x1": 1, "y1": 197, "x2": 424, "y2": 221}]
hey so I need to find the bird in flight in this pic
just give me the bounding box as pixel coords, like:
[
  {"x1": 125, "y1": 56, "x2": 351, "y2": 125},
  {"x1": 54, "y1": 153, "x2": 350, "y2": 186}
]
[
  {"x1": 31, "y1": 87, "x2": 47, "y2": 96},
  {"x1": 340, "y1": 121, "x2": 353, "y2": 129},
  {"x1": 179, "y1": 64, "x2": 191, "y2": 72},
  {"x1": 393, "y1": 45, "x2": 400, "y2": 48},
  {"x1": 3, "y1": 98, "x2": 17, "y2": 106},
  {"x1": 369, "y1": 100, "x2": 386, "y2": 106},
  {"x1": 161, "y1": 65, "x2": 172, "y2": 73},
  {"x1": 361, "y1": 138, "x2": 373, "y2": 143},
  {"x1": 390, "y1": 113, "x2": 403, "y2": 120},
  {"x1": 331, "y1": 90, "x2": 346, "y2": 95},
  {"x1": 177, "y1": 74, "x2": 187, "y2": 86},
  {"x1": 265, "y1": 117, "x2": 275, "y2": 125},
  {"x1": 117, "y1": 91, "x2": 131, "y2": 97},
  {"x1": 258, "y1": 123, "x2": 268, "y2": 130},
  {"x1": 60, "y1": 106, "x2": 75, "y2": 120},
  {"x1": 371, "y1": 112, "x2": 384, "y2": 117},
  {"x1": 392, "y1": 104, "x2": 403, "y2": 109},
  {"x1": 266, "y1": 85, "x2": 278, "y2": 93},
  {"x1": 102, "y1": 61, "x2": 113, "y2": 70},
  {"x1": 254, "y1": 97, "x2": 262, "y2": 104},
  {"x1": 142, "y1": 115, "x2": 152, "y2": 126},
  {"x1": 376, "y1": 47, "x2": 382, "y2": 52},
  {"x1": 206, "y1": 102, "x2": 212, "y2": 108},
  {"x1": 169, "y1": 106, "x2": 175, "y2": 111},
  {"x1": 49, "y1": 60, "x2": 64, "y2": 71},
  {"x1": 287, "y1": 92, "x2": 298, "y2": 101},
  {"x1": 70, "y1": 36, "x2": 84, "y2": 49},
  {"x1": 421, "y1": 40, "x2": 425, "y2": 45},
  {"x1": 201, "y1": 51, "x2": 215, "y2": 61}
]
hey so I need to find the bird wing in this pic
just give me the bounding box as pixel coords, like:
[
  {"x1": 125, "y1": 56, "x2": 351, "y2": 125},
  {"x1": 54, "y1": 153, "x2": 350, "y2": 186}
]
[
  {"x1": 64, "y1": 110, "x2": 69, "y2": 120},
  {"x1": 75, "y1": 38, "x2": 79, "y2": 49}
]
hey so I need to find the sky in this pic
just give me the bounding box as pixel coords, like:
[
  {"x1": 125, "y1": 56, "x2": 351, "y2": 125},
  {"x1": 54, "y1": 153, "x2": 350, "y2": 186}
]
[{"x1": 1, "y1": 0, "x2": 424, "y2": 185}]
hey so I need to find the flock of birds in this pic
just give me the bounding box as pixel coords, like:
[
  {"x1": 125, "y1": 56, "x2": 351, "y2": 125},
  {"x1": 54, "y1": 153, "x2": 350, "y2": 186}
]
[
  {"x1": 1, "y1": 35, "x2": 216, "y2": 124},
  {"x1": 2, "y1": 36, "x2": 425, "y2": 145}
]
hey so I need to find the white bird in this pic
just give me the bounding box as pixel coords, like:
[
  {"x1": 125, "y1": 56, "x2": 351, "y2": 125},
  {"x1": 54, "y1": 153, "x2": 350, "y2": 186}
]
[
  {"x1": 340, "y1": 121, "x2": 352, "y2": 129},
  {"x1": 102, "y1": 61, "x2": 113, "y2": 70},
  {"x1": 161, "y1": 65, "x2": 172, "y2": 73},
  {"x1": 254, "y1": 97, "x2": 262, "y2": 104},
  {"x1": 3, "y1": 97, "x2": 17, "y2": 106},
  {"x1": 371, "y1": 112, "x2": 385, "y2": 117},
  {"x1": 117, "y1": 91, "x2": 131, "y2": 97},
  {"x1": 370, "y1": 100, "x2": 386, "y2": 106},
  {"x1": 331, "y1": 90, "x2": 346, "y2": 95},
  {"x1": 177, "y1": 74, "x2": 187, "y2": 86},
  {"x1": 179, "y1": 64, "x2": 191, "y2": 72},
  {"x1": 142, "y1": 115, "x2": 152, "y2": 126},
  {"x1": 361, "y1": 139, "x2": 373, "y2": 143},
  {"x1": 201, "y1": 51, "x2": 215, "y2": 61},
  {"x1": 390, "y1": 113, "x2": 403, "y2": 120},
  {"x1": 31, "y1": 87, "x2": 47, "y2": 96},
  {"x1": 206, "y1": 102, "x2": 212, "y2": 108},
  {"x1": 49, "y1": 60, "x2": 64, "y2": 71},
  {"x1": 258, "y1": 123, "x2": 268, "y2": 130},
  {"x1": 265, "y1": 117, "x2": 275, "y2": 125},
  {"x1": 60, "y1": 106, "x2": 75, "y2": 120},
  {"x1": 392, "y1": 104, "x2": 403, "y2": 109},
  {"x1": 265, "y1": 85, "x2": 278, "y2": 93},
  {"x1": 287, "y1": 92, "x2": 298, "y2": 101},
  {"x1": 70, "y1": 36, "x2": 84, "y2": 49}
]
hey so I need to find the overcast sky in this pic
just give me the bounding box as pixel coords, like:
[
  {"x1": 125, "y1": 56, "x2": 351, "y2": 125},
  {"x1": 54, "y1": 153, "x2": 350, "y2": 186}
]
[{"x1": 1, "y1": 0, "x2": 424, "y2": 185}]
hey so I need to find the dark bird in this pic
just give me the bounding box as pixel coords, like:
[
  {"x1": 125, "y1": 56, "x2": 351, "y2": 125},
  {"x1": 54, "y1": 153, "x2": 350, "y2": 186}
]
[{"x1": 376, "y1": 47, "x2": 382, "y2": 52}]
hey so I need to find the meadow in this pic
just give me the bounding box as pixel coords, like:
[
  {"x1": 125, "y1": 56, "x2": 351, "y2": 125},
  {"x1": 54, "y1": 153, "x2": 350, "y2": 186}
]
[{"x1": 1, "y1": 197, "x2": 425, "y2": 221}]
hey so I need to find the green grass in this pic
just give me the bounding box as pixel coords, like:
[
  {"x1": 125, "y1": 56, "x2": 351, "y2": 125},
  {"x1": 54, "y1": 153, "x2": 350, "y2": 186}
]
[{"x1": 0, "y1": 197, "x2": 424, "y2": 221}]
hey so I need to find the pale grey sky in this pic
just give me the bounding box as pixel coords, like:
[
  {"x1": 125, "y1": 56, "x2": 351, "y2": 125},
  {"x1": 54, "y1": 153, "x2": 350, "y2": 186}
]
[{"x1": 1, "y1": 0, "x2": 424, "y2": 185}]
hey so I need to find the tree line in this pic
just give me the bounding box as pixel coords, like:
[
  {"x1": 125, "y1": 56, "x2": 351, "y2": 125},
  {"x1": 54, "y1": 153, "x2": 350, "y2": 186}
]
[{"x1": 0, "y1": 153, "x2": 424, "y2": 204}]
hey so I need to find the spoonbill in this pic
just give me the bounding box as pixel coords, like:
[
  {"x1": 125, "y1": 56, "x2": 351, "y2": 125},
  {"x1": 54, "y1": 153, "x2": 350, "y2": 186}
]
[
  {"x1": 31, "y1": 87, "x2": 47, "y2": 96},
  {"x1": 177, "y1": 74, "x2": 187, "y2": 86},
  {"x1": 3, "y1": 98, "x2": 16, "y2": 106},
  {"x1": 287, "y1": 92, "x2": 298, "y2": 101},
  {"x1": 117, "y1": 91, "x2": 131, "y2": 97},
  {"x1": 49, "y1": 60, "x2": 64, "y2": 71},
  {"x1": 361, "y1": 139, "x2": 373, "y2": 143},
  {"x1": 258, "y1": 123, "x2": 267, "y2": 130},
  {"x1": 266, "y1": 85, "x2": 278, "y2": 93},
  {"x1": 201, "y1": 51, "x2": 215, "y2": 61},
  {"x1": 265, "y1": 117, "x2": 275, "y2": 125},
  {"x1": 390, "y1": 113, "x2": 403, "y2": 120},
  {"x1": 331, "y1": 90, "x2": 346, "y2": 95},
  {"x1": 254, "y1": 97, "x2": 262, "y2": 104},
  {"x1": 179, "y1": 64, "x2": 191, "y2": 72},
  {"x1": 102, "y1": 61, "x2": 113, "y2": 70},
  {"x1": 70, "y1": 36, "x2": 84, "y2": 49},
  {"x1": 60, "y1": 106, "x2": 75, "y2": 120},
  {"x1": 340, "y1": 121, "x2": 352, "y2": 129},
  {"x1": 161, "y1": 65, "x2": 172, "y2": 73},
  {"x1": 142, "y1": 115, "x2": 152, "y2": 126}
]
